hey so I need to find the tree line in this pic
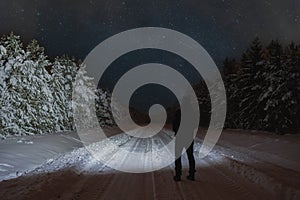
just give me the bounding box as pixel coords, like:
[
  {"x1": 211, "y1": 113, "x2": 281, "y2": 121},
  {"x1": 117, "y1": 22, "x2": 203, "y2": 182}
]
[
  {"x1": 194, "y1": 38, "x2": 300, "y2": 134},
  {"x1": 0, "y1": 33, "x2": 115, "y2": 138},
  {"x1": 1, "y1": 33, "x2": 299, "y2": 137}
]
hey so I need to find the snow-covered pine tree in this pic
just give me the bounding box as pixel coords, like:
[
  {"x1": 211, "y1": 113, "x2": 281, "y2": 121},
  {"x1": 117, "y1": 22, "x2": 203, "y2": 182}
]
[
  {"x1": 0, "y1": 33, "x2": 27, "y2": 137},
  {"x1": 25, "y1": 39, "x2": 56, "y2": 134},
  {"x1": 95, "y1": 88, "x2": 114, "y2": 127},
  {"x1": 256, "y1": 41, "x2": 300, "y2": 133},
  {"x1": 73, "y1": 67, "x2": 124, "y2": 130},
  {"x1": 0, "y1": 44, "x2": 7, "y2": 96},
  {"x1": 286, "y1": 43, "x2": 300, "y2": 131},
  {"x1": 26, "y1": 39, "x2": 47, "y2": 63},
  {"x1": 72, "y1": 65, "x2": 98, "y2": 130},
  {"x1": 95, "y1": 88, "x2": 127, "y2": 127},
  {"x1": 0, "y1": 33, "x2": 128, "y2": 138},
  {"x1": 51, "y1": 56, "x2": 78, "y2": 131},
  {"x1": 224, "y1": 39, "x2": 300, "y2": 133},
  {"x1": 0, "y1": 33, "x2": 55, "y2": 137},
  {"x1": 0, "y1": 45, "x2": 8, "y2": 135},
  {"x1": 235, "y1": 37, "x2": 264, "y2": 129}
]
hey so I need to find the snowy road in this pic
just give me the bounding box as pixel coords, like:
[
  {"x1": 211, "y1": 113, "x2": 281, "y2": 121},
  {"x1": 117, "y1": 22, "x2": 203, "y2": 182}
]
[
  {"x1": 0, "y1": 129, "x2": 299, "y2": 199},
  {"x1": 0, "y1": 148, "x2": 276, "y2": 200}
]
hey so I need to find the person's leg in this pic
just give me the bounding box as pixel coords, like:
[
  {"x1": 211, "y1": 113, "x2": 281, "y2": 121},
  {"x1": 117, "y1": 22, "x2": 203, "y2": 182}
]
[
  {"x1": 174, "y1": 156, "x2": 182, "y2": 181},
  {"x1": 174, "y1": 139, "x2": 183, "y2": 181},
  {"x1": 186, "y1": 141, "x2": 196, "y2": 180}
]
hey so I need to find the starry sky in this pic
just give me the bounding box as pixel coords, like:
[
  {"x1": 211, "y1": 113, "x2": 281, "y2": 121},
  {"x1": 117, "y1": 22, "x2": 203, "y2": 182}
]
[
  {"x1": 1, "y1": 0, "x2": 300, "y2": 63},
  {"x1": 1, "y1": 0, "x2": 300, "y2": 111}
]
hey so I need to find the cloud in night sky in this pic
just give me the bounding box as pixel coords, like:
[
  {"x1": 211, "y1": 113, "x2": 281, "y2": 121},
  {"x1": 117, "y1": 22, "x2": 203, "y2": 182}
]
[{"x1": 0, "y1": 0, "x2": 299, "y2": 63}]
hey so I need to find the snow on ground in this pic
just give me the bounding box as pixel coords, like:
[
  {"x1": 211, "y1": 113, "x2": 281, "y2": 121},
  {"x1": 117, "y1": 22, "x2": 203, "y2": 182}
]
[
  {"x1": 0, "y1": 132, "x2": 83, "y2": 180},
  {"x1": 0, "y1": 128, "x2": 204, "y2": 180},
  {"x1": 26, "y1": 129, "x2": 193, "y2": 175},
  {"x1": 0, "y1": 128, "x2": 299, "y2": 199},
  {"x1": 215, "y1": 129, "x2": 300, "y2": 172}
]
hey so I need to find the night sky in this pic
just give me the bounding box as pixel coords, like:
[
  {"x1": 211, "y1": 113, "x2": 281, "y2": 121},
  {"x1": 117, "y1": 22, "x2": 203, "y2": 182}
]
[
  {"x1": 1, "y1": 0, "x2": 300, "y2": 63},
  {"x1": 1, "y1": 0, "x2": 300, "y2": 111}
]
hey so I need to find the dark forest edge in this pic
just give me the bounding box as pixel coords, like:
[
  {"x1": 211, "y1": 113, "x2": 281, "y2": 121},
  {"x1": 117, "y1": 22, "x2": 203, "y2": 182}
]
[
  {"x1": 0, "y1": 33, "x2": 299, "y2": 138},
  {"x1": 194, "y1": 37, "x2": 300, "y2": 134}
]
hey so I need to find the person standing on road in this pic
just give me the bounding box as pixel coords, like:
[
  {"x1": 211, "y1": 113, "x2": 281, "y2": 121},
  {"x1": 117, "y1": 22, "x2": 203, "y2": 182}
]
[{"x1": 172, "y1": 107, "x2": 196, "y2": 182}]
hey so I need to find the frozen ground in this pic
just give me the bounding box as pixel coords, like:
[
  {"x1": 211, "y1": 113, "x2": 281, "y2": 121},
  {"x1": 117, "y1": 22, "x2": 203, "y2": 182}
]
[
  {"x1": 0, "y1": 128, "x2": 299, "y2": 199},
  {"x1": 0, "y1": 132, "x2": 83, "y2": 180}
]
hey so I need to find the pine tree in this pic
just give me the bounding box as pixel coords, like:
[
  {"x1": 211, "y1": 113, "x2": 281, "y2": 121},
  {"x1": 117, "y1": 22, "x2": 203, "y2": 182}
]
[
  {"x1": 95, "y1": 89, "x2": 112, "y2": 127},
  {"x1": 235, "y1": 37, "x2": 264, "y2": 129},
  {"x1": 0, "y1": 44, "x2": 7, "y2": 96},
  {"x1": 0, "y1": 45, "x2": 8, "y2": 135},
  {"x1": 95, "y1": 88, "x2": 126, "y2": 127},
  {"x1": 72, "y1": 65, "x2": 97, "y2": 130},
  {"x1": 0, "y1": 33, "x2": 123, "y2": 138},
  {"x1": 0, "y1": 32, "x2": 24, "y2": 58},
  {"x1": 0, "y1": 33, "x2": 27, "y2": 136},
  {"x1": 25, "y1": 39, "x2": 56, "y2": 133},
  {"x1": 0, "y1": 33, "x2": 55, "y2": 137},
  {"x1": 257, "y1": 42, "x2": 300, "y2": 133},
  {"x1": 51, "y1": 56, "x2": 78, "y2": 131},
  {"x1": 26, "y1": 39, "x2": 48, "y2": 64},
  {"x1": 224, "y1": 38, "x2": 300, "y2": 133}
]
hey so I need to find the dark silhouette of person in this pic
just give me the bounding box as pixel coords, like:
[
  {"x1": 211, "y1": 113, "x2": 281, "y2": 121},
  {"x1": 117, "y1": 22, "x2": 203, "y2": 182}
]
[{"x1": 172, "y1": 108, "x2": 196, "y2": 181}]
